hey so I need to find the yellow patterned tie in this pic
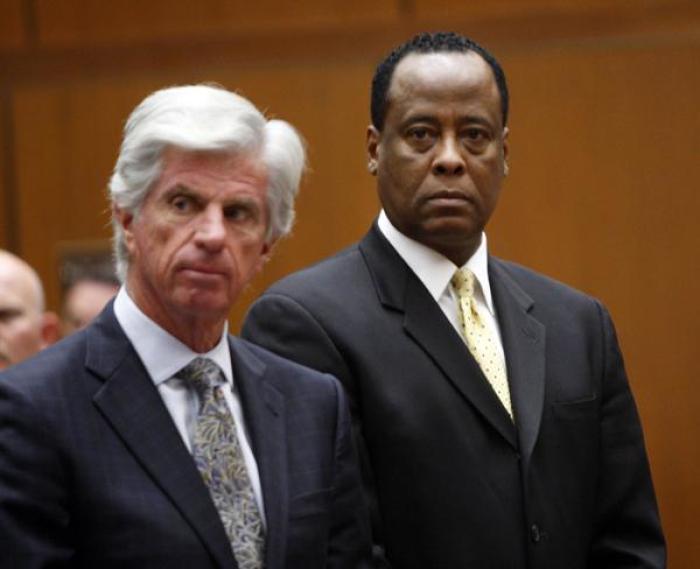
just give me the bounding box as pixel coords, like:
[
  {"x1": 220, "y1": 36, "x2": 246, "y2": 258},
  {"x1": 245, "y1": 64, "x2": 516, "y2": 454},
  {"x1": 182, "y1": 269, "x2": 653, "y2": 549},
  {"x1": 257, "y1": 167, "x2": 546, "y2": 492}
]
[
  {"x1": 176, "y1": 357, "x2": 265, "y2": 568},
  {"x1": 452, "y1": 268, "x2": 513, "y2": 419}
]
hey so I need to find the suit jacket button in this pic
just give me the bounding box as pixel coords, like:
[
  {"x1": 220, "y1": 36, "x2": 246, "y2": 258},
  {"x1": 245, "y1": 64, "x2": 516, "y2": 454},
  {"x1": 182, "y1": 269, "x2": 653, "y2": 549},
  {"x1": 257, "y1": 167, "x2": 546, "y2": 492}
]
[{"x1": 530, "y1": 524, "x2": 541, "y2": 543}]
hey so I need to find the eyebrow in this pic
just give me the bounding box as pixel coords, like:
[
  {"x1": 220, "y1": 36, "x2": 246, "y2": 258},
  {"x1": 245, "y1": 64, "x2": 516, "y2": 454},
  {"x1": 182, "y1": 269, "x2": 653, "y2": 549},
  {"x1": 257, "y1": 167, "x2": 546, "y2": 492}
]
[
  {"x1": 400, "y1": 113, "x2": 496, "y2": 130},
  {"x1": 222, "y1": 196, "x2": 264, "y2": 213},
  {"x1": 162, "y1": 184, "x2": 197, "y2": 200}
]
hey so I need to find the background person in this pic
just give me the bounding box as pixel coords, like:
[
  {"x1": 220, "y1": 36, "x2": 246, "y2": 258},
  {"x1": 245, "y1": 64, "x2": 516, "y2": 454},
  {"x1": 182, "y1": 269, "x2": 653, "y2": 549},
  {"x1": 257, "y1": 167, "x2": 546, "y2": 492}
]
[
  {"x1": 0, "y1": 249, "x2": 59, "y2": 370},
  {"x1": 60, "y1": 254, "x2": 120, "y2": 335}
]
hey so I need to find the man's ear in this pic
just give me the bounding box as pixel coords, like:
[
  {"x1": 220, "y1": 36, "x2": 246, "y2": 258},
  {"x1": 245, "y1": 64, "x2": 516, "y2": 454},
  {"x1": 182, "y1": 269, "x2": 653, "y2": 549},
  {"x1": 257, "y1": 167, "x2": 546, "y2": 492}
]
[
  {"x1": 366, "y1": 125, "x2": 380, "y2": 176},
  {"x1": 255, "y1": 238, "x2": 278, "y2": 274},
  {"x1": 40, "y1": 311, "x2": 61, "y2": 346},
  {"x1": 502, "y1": 126, "x2": 510, "y2": 177},
  {"x1": 113, "y1": 205, "x2": 135, "y2": 252}
]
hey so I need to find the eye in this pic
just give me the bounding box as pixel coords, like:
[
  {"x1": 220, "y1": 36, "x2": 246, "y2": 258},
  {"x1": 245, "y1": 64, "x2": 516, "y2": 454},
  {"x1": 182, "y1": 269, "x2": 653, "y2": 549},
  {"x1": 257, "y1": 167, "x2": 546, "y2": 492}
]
[
  {"x1": 171, "y1": 194, "x2": 195, "y2": 213},
  {"x1": 461, "y1": 127, "x2": 492, "y2": 152},
  {"x1": 464, "y1": 128, "x2": 486, "y2": 141},
  {"x1": 406, "y1": 126, "x2": 434, "y2": 141},
  {"x1": 405, "y1": 125, "x2": 437, "y2": 150},
  {"x1": 408, "y1": 127, "x2": 428, "y2": 139},
  {"x1": 225, "y1": 206, "x2": 247, "y2": 220},
  {"x1": 224, "y1": 203, "x2": 259, "y2": 223},
  {"x1": 0, "y1": 308, "x2": 22, "y2": 323}
]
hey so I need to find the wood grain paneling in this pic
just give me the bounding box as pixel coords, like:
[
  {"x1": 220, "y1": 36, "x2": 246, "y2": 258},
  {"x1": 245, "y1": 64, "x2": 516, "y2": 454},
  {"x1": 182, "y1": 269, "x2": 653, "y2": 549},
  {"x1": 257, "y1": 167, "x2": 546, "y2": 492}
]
[
  {"x1": 0, "y1": 0, "x2": 26, "y2": 51},
  {"x1": 490, "y1": 40, "x2": 700, "y2": 565},
  {"x1": 0, "y1": 96, "x2": 7, "y2": 249},
  {"x1": 12, "y1": 83, "x2": 142, "y2": 308},
  {"x1": 35, "y1": 0, "x2": 399, "y2": 47},
  {"x1": 412, "y1": 0, "x2": 700, "y2": 48},
  {"x1": 5, "y1": 1, "x2": 700, "y2": 565},
  {"x1": 414, "y1": 0, "x2": 697, "y2": 19}
]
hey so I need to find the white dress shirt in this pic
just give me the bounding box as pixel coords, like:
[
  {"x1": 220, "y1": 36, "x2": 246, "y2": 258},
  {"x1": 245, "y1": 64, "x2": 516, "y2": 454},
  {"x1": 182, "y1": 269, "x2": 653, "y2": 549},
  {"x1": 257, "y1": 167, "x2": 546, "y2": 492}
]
[
  {"x1": 377, "y1": 210, "x2": 505, "y2": 360},
  {"x1": 113, "y1": 287, "x2": 265, "y2": 524}
]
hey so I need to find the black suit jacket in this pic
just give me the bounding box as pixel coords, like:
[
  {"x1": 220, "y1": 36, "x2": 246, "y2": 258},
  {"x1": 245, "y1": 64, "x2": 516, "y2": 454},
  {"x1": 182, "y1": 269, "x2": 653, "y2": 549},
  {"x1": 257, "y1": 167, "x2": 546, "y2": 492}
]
[
  {"x1": 242, "y1": 224, "x2": 666, "y2": 569},
  {"x1": 0, "y1": 303, "x2": 371, "y2": 568}
]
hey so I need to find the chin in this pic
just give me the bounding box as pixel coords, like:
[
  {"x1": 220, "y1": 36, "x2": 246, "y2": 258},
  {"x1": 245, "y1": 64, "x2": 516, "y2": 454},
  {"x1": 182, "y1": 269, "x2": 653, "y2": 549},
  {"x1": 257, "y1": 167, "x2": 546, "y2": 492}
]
[
  {"x1": 173, "y1": 290, "x2": 231, "y2": 319},
  {"x1": 422, "y1": 218, "x2": 480, "y2": 240}
]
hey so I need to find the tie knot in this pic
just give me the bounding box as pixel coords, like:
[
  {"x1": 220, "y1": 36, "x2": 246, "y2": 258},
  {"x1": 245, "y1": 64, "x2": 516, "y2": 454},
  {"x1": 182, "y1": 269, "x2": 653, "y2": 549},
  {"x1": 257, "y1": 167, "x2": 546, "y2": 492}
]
[
  {"x1": 452, "y1": 267, "x2": 476, "y2": 298},
  {"x1": 176, "y1": 357, "x2": 223, "y2": 393}
]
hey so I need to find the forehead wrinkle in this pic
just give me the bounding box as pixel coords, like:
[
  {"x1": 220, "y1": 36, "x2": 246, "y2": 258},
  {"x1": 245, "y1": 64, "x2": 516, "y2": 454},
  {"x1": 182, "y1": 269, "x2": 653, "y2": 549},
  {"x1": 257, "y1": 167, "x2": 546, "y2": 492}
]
[{"x1": 155, "y1": 150, "x2": 267, "y2": 197}]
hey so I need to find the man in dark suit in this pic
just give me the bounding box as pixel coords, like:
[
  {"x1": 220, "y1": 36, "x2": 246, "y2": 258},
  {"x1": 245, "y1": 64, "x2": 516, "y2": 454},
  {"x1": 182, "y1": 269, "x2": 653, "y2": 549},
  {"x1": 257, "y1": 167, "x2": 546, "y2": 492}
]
[
  {"x1": 242, "y1": 32, "x2": 666, "y2": 568},
  {"x1": 0, "y1": 85, "x2": 371, "y2": 568}
]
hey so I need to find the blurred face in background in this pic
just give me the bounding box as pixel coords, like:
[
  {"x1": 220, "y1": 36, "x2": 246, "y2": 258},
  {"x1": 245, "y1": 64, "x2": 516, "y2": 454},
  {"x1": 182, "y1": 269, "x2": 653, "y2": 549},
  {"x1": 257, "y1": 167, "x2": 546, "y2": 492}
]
[
  {"x1": 0, "y1": 251, "x2": 59, "y2": 369},
  {"x1": 62, "y1": 279, "x2": 120, "y2": 336}
]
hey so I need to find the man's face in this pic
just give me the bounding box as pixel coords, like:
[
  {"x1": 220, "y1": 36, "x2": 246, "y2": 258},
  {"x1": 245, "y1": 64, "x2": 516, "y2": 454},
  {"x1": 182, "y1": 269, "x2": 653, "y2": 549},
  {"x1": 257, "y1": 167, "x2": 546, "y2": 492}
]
[
  {"x1": 368, "y1": 52, "x2": 508, "y2": 266},
  {"x1": 62, "y1": 280, "x2": 119, "y2": 335},
  {"x1": 117, "y1": 148, "x2": 271, "y2": 329},
  {"x1": 0, "y1": 257, "x2": 45, "y2": 370}
]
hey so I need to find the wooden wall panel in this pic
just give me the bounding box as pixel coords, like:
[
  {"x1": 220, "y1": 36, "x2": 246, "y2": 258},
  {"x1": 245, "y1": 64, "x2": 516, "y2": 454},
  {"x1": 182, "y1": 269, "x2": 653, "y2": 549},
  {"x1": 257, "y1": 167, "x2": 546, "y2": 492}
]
[
  {"x1": 415, "y1": 0, "x2": 696, "y2": 19},
  {"x1": 490, "y1": 40, "x2": 700, "y2": 565},
  {"x1": 412, "y1": 0, "x2": 700, "y2": 44},
  {"x1": 0, "y1": 0, "x2": 26, "y2": 51},
  {"x1": 34, "y1": 0, "x2": 399, "y2": 47},
  {"x1": 5, "y1": 1, "x2": 700, "y2": 565},
  {"x1": 12, "y1": 83, "x2": 144, "y2": 309},
  {"x1": 0, "y1": 101, "x2": 7, "y2": 249}
]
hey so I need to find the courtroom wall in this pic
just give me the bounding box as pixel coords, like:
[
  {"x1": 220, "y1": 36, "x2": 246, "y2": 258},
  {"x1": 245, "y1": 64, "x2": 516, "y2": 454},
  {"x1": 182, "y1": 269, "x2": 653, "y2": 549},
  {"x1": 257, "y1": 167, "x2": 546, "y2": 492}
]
[{"x1": 1, "y1": 0, "x2": 698, "y2": 564}]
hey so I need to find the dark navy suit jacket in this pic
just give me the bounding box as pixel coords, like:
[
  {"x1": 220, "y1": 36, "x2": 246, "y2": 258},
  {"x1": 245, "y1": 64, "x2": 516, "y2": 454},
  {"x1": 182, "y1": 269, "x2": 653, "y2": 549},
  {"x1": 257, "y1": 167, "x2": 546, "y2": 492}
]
[
  {"x1": 242, "y1": 224, "x2": 666, "y2": 569},
  {"x1": 0, "y1": 303, "x2": 371, "y2": 568}
]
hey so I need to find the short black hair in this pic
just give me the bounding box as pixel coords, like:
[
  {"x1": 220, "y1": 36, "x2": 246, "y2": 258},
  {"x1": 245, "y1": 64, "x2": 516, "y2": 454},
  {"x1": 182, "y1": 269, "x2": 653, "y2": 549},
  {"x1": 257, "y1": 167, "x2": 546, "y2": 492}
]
[{"x1": 370, "y1": 31, "x2": 509, "y2": 130}]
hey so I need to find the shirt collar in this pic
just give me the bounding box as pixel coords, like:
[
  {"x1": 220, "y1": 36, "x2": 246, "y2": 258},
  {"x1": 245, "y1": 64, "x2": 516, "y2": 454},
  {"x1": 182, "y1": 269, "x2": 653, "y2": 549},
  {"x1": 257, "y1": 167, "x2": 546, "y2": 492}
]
[
  {"x1": 377, "y1": 210, "x2": 496, "y2": 315},
  {"x1": 113, "y1": 287, "x2": 233, "y2": 386}
]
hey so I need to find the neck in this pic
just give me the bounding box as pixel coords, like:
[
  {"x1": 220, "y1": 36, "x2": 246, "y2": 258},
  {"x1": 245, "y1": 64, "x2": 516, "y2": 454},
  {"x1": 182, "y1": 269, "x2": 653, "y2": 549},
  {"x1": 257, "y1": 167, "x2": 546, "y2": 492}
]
[
  {"x1": 166, "y1": 316, "x2": 226, "y2": 353},
  {"x1": 434, "y1": 238, "x2": 481, "y2": 268},
  {"x1": 145, "y1": 305, "x2": 226, "y2": 353},
  {"x1": 125, "y1": 283, "x2": 226, "y2": 353}
]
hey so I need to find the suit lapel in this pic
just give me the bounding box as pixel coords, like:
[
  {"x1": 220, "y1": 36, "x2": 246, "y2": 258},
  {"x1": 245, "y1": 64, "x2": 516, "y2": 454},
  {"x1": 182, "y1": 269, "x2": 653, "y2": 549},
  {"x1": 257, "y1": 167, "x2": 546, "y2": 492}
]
[
  {"x1": 86, "y1": 307, "x2": 237, "y2": 569},
  {"x1": 229, "y1": 337, "x2": 287, "y2": 569},
  {"x1": 360, "y1": 225, "x2": 517, "y2": 448},
  {"x1": 489, "y1": 260, "x2": 546, "y2": 468}
]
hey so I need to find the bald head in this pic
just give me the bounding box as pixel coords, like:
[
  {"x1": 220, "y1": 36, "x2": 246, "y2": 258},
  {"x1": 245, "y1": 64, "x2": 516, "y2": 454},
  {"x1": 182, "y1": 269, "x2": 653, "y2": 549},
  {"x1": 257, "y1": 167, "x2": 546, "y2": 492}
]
[{"x1": 0, "y1": 250, "x2": 58, "y2": 370}]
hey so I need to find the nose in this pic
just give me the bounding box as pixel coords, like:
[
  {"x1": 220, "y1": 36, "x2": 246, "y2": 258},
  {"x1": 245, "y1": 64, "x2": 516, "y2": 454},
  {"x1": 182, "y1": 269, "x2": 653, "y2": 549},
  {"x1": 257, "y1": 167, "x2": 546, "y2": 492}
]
[
  {"x1": 194, "y1": 206, "x2": 226, "y2": 251},
  {"x1": 432, "y1": 135, "x2": 465, "y2": 176}
]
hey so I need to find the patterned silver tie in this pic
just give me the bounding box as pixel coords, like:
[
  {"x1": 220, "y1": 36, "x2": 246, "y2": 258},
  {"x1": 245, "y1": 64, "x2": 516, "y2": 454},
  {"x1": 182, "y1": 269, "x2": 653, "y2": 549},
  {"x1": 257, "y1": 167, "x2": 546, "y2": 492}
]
[{"x1": 177, "y1": 357, "x2": 265, "y2": 568}]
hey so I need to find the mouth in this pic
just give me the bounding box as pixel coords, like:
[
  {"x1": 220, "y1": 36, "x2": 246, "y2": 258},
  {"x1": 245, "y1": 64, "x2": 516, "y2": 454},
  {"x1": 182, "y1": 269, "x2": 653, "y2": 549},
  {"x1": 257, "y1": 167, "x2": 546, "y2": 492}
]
[
  {"x1": 178, "y1": 265, "x2": 229, "y2": 280},
  {"x1": 425, "y1": 189, "x2": 473, "y2": 207}
]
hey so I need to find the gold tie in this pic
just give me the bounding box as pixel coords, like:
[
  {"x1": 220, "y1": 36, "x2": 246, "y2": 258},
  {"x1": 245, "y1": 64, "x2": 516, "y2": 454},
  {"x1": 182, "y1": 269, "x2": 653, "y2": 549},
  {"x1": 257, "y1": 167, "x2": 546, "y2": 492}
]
[{"x1": 452, "y1": 268, "x2": 513, "y2": 419}]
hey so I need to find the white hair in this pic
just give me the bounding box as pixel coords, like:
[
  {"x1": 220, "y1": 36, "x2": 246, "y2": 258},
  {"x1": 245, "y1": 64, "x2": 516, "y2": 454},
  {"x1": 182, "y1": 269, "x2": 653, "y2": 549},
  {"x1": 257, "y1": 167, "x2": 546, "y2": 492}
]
[{"x1": 108, "y1": 84, "x2": 305, "y2": 282}]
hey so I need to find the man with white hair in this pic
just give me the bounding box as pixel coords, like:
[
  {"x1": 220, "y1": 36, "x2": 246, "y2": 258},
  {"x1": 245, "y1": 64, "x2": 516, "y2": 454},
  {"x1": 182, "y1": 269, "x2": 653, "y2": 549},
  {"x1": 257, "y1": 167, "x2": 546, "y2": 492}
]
[
  {"x1": 0, "y1": 249, "x2": 59, "y2": 370},
  {"x1": 0, "y1": 85, "x2": 372, "y2": 568}
]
